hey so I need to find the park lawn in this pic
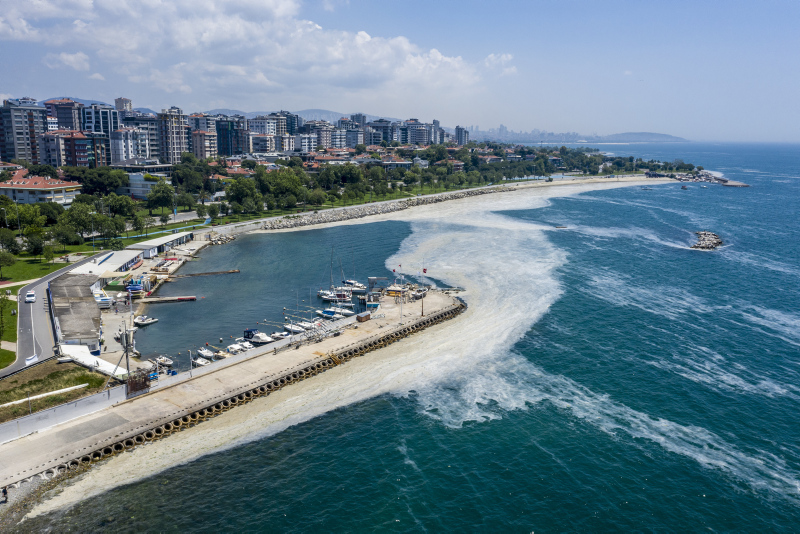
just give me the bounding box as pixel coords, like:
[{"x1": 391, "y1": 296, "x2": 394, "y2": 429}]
[
  {"x1": 0, "y1": 258, "x2": 69, "y2": 284},
  {"x1": 0, "y1": 360, "x2": 106, "y2": 422},
  {"x1": 0, "y1": 293, "x2": 18, "y2": 344},
  {"x1": 0, "y1": 348, "x2": 14, "y2": 370}
]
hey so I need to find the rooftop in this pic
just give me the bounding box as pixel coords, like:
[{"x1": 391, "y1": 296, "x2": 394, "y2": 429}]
[
  {"x1": 127, "y1": 231, "x2": 193, "y2": 250},
  {"x1": 50, "y1": 274, "x2": 101, "y2": 342}
]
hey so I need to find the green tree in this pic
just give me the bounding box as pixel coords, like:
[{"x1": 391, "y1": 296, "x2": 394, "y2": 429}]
[
  {"x1": 159, "y1": 213, "x2": 170, "y2": 227},
  {"x1": 146, "y1": 180, "x2": 175, "y2": 215},
  {"x1": 0, "y1": 228, "x2": 19, "y2": 253},
  {"x1": 226, "y1": 178, "x2": 261, "y2": 205},
  {"x1": 241, "y1": 197, "x2": 258, "y2": 214},
  {"x1": 176, "y1": 191, "x2": 195, "y2": 211},
  {"x1": 206, "y1": 204, "x2": 219, "y2": 219},
  {"x1": 132, "y1": 214, "x2": 146, "y2": 236},
  {"x1": 61, "y1": 203, "x2": 94, "y2": 237},
  {"x1": 194, "y1": 204, "x2": 207, "y2": 218},
  {"x1": 354, "y1": 144, "x2": 367, "y2": 155},
  {"x1": 104, "y1": 193, "x2": 136, "y2": 218},
  {"x1": 37, "y1": 202, "x2": 64, "y2": 225},
  {"x1": 43, "y1": 245, "x2": 54, "y2": 264},
  {"x1": 51, "y1": 223, "x2": 80, "y2": 251},
  {"x1": 0, "y1": 251, "x2": 16, "y2": 280},
  {"x1": 144, "y1": 216, "x2": 156, "y2": 236},
  {"x1": 25, "y1": 234, "x2": 44, "y2": 259}
]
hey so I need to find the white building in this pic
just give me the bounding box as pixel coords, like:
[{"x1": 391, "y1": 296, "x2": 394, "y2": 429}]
[
  {"x1": 294, "y1": 133, "x2": 317, "y2": 153},
  {"x1": 331, "y1": 128, "x2": 347, "y2": 149},
  {"x1": 0, "y1": 170, "x2": 81, "y2": 206},
  {"x1": 116, "y1": 173, "x2": 171, "y2": 200},
  {"x1": 248, "y1": 116, "x2": 278, "y2": 135},
  {"x1": 110, "y1": 127, "x2": 150, "y2": 163},
  {"x1": 280, "y1": 134, "x2": 295, "y2": 152},
  {"x1": 46, "y1": 116, "x2": 59, "y2": 131},
  {"x1": 188, "y1": 114, "x2": 217, "y2": 133}
]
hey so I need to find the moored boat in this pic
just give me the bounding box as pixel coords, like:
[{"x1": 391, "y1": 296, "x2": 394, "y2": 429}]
[
  {"x1": 134, "y1": 315, "x2": 158, "y2": 326},
  {"x1": 155, "y1": 355, "x2": 173, "y2": 367},
  {"x1": 192, "y1": 356, "x2": 211, "y2": 366},
  {"x1": 325, "y1": 307, "x2": 355, "y2": 317},
  {"x1": 242, "y1": 328, "x2": 273, "y2": 345},
  {"x1": 284, "y1": 324, "x2": 305, "y2": 334},
  {"x1": 197, "y1": 347, "x2": 214, "y2": 359}
]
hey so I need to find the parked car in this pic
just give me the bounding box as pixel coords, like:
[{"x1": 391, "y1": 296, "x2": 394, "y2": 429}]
[{"x1": 24, "y1": 291, "x2": 36, "y2": 303}]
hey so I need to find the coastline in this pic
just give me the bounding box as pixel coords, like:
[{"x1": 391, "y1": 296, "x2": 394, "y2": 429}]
[{"x1": 6, "y1": 176, "x2": 670, "y2": 525}]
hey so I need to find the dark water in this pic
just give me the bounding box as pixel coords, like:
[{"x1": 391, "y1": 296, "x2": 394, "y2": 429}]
[{"x1": 25, "y1": 143, "x2": 800, "y2": 532}]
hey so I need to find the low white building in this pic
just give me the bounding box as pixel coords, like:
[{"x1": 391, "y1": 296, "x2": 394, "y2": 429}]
[
  {"x1": 116, "y1": 173, "x2": 171, "y2": 199},
  {"x1": 0, "y1": 170, "x2": 81, "y2": 206}
]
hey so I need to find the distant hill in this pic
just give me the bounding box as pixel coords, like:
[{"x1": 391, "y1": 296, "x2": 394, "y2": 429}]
[
  {"x1": 43, "y1": 96, "x2": 109, "y2": 106},
  {"x1": 134, "y1": 107, "x2": 158, "y2": 115},
  {"x1": 591, "y1": 132, "x2": 688, "y2": 143}
]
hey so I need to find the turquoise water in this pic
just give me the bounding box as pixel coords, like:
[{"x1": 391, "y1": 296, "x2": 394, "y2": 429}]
[{"x1": 26, "y1": 143, "x2": 800, "y2": 531}]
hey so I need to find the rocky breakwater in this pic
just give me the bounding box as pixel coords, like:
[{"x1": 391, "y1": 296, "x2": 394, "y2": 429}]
[
  {"x1": 262, "y1": 188, "x2": 505, "y2": 231},
  {"x1": 691, "y1": 231, "x2": 723, "y2": 250}
]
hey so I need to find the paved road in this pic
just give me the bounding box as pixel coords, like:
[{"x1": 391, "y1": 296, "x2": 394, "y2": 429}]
[{"x1": 0, "y1": 254, "x2": 104, "y2": 379}]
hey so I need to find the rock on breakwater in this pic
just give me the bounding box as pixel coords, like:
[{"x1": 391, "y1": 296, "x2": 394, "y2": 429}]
[
  {"x1": 262, "y1": 188, "x2": 505, "y2": 230},
  {"x1": 691, "y1": 231, "x2": 723, "y2": 250}
]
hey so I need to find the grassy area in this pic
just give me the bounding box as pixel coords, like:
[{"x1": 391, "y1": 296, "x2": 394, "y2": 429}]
[
  {"x1": 0, "y1": 258, "x2": 69, "y2": 284},
  {"x1": 0, "y1": 360, "x2": 106, "y2": 423},
  {"x1": 1, "y1": 294, "x2": 18, "y2": 344},
  {"x1": 0, "y1": 348, "x2": 14, "y2": 370}
]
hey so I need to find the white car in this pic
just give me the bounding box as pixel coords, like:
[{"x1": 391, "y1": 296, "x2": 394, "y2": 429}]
[{"x1": 24, "y1": 291, "x2": 36, "y2": 303}]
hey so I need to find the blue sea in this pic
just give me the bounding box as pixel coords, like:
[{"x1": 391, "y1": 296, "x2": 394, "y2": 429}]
[{"x1": 24, "y1": 143, "x2": 800, "y2": 532}]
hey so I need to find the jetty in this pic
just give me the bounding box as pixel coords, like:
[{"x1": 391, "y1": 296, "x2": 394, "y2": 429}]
[
  {"x1": 0, "y1": 290, "x2": 464, "y2": 489},
  {"x1": 137, "y1": 295, "x2": 197, "y2": 303},
  {"x1": 168, "y1": 269, "x2": 240, "y2": 279}
]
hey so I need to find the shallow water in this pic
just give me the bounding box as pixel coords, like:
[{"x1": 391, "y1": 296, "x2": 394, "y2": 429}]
[{"x1": 23, "y1": 143, "x2": 800, "y2": 531}]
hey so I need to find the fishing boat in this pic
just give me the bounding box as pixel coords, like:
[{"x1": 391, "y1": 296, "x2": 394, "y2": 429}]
[
  {"x1": 197, "y1": 347, "x2": 214, "y2": 359},
  {"x1": 242, "y1": 329, "x2": 273, "y2": 345},
  {"x1": 227, "y1": 343, "x2": 244, "y2": 354},
  {"x1": 155, "y1": 355, "x2": 173, "y2": 367},
  {"x1": 681, "y1": 185, "x2": 688, "y2": 190},
  {"x1": 284, "y1": 324, "x2": 305, "y2": 334},
  {"x1": 326, "y1": 307, "x2": 355, "y2": 317},
  {"x1": 192, "y1": 356, "x2": 211, "y2": 367},
  {"x1": 134, "y1": 315, "x2": 158, "y2": 326}
]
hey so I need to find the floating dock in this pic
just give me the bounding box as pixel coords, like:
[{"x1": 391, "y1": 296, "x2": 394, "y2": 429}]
[
  {"x1": 138, "y1": 296, "x2": 197, "y2": 303},
  {"x1": 168, "y1": 270, "x2": 240, "y2": 279}
]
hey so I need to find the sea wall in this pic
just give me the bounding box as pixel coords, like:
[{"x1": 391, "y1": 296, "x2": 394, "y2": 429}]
[
  {"x1": 4, "y1": 300, "x2": 465, "y2": 489},
  {"x1": 260, "y1": 188, "x2": 506, "y2": 231}
]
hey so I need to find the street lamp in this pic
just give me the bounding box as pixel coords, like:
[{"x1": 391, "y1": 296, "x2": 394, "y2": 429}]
[{"x1": 90, "y1": 211, "x2": 96, "y2": 252}]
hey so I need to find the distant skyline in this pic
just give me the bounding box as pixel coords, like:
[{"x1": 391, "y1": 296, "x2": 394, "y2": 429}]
[{"x1": 1, "y1": 0, "x2": 798, "y2": 142}]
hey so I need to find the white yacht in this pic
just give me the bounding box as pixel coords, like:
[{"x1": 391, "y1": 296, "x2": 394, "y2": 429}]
[
  {"x1": 317, "y1": 309, "x2": 344, "y2": 320},
  {"x1": 227, "y1": 343, "x2": 244, "y2": 354},
  {"x1": 284, "y1": 324, "x2": 305, "y2": 334},
  {"x1": 197, "y1": 347, "x2": 214, "y2": 359},
  {"x1": 155, "y1": 355, "x2": 173, "y2": 367},
  {"x1": 271, "y1": 331, "x2": 291, "y2": 340},
  {"x1": 193, "y1": 356, "x2": 211, "y2": 367},
  {"x1": 240, "y1": 341, "x2": 255, "y2": 350},
  {"x1": 242, "y1": 329, "x2": 273, "y2": 345},
  {"x1": 326, "y1": 307, "x2": 355, "y2": 317},
  {"x1": 342, "y1": 280, "x2": 367, "y2": 292}
]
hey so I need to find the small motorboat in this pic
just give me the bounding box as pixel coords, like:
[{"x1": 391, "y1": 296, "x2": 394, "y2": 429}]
[
  {"x1": 681, "y1": 185, "x2": 688, "y2": 190},
  {"x1": 134, "y1": 315, "x2": 158, "y2": 326},
  {"x1": 271, "y1": 331, "x2": 291, "y2": 340},
  {"x1": 214, "y1": 351, "x2": 231, "y2": 359},
  {"x1": 192, "y1": 356, "x2": 211, "y2": 367},
  {"x1": 297, "y1": 321, "x2": 321, "y2": 330},
  {"x1": 197, "y1": 347, "x2": 214, "y2": 359},
  {"x1": 284, "y1": 324, "x2": 305, "y2": 334},
  {"x1": 227, "y1": 343, "x2": 244, "y2": 354},
  {"x1": 240, "y1": 341, "x2": 254, "y2": 350},
  {"x1": 155, "y1": 355, "x2": 173, "y2": 367},
  {"x1": 326, "y1": 307, "x2": 355, "y2": 317},
  {"x1": 341, "y1": 280, "x2": 367, "y2": 293},
  {"x1": 243, "y1": 329, "x2": 273, "y2": 345},
  {"x1": 317, "y1": 309, "x2": 344, "y2": 320},
  {"x1": 318, "y1": 289, "x2": 352, "y2": 301}
]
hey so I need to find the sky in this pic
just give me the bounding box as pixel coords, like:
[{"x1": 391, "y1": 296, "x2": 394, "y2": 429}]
[{"x1": 1, "y1": 0, "x2": 798, "y2": 142}]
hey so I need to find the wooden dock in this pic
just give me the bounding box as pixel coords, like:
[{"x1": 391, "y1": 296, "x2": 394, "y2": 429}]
[
  {"x1": 139, "y1": 296, "x2": 197, "y2": 303},
  {"x1": 167, "y1": 270, "x2": 240, "y2": 279}
]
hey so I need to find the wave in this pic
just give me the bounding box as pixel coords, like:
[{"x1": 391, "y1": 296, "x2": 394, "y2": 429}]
[
  {"x1": 721, "y1": 250, "x2": 800, "y2": 277},
  {"x1": 737, "y1": 305, "x2": 800, "y2": 348},
  {"x1": 580, "y1": 269, "x2": 717, "y2": 321}
]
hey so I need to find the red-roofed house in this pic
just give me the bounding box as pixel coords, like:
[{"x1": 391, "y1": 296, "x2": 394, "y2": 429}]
[{"x1": 0, "y1": 169, "x2": 81, "y2": 205}]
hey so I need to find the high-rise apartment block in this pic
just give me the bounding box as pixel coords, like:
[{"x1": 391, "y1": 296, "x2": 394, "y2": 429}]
[
  {"x1": 44, "y1": 99, "x2": 83, "y2": 130},
  {"x1": 111, "y1": 127, "x2": 150, "y2": 163},
  {"x1": 455, "y1": 126, "x2": 469, "y2": 146},
  {"x1": 114, "y1": 97, "x2": 133, "y2": 112},
  {"x1": 0, "y1": 98, "x2": 48, "y2": 164},
  {"x1": 191, "y1": 130, "x2": 218, "y2": 159},
  {"x1": 158, "y1": 106, "x2": 188, "y2": 163}
]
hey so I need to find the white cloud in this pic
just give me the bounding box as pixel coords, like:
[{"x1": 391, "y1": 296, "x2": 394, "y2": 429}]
[
  {"x1": 484, "y1": 53, "x2": 517, "y2": 76},
  {"x1": 5, "y1": 0, "x2": 490, "y2": 114},
  {"x1": 624, "y1": 70, "x2": 633, "y2": 76},
  {"x1": 43, "y1": 51, "x2": 90, "y2": 71},
  {"x1": 89, "y1": 73, "x2": 105, "y2": 80},
  {"x1": 0, "y1": 93, "x2": 12, "y2": 102}
]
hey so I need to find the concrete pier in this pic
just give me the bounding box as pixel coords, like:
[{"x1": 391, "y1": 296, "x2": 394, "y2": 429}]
[{"x1": 0, "y1": 290, "x2": 463, "y2": 488}]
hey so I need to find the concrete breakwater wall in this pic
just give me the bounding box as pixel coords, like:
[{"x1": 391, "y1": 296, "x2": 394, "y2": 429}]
[
  {"x1": 6, "y1": 301, "x2": 465, "y2": 489},
  {"x1": 261, "y1": 188, "x2": 505, "y2": 231}
]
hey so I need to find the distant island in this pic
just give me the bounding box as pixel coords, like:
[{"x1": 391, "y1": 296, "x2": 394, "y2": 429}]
[{"x1": 580, "y1": 132, "x2": 688, "y2": 143}]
